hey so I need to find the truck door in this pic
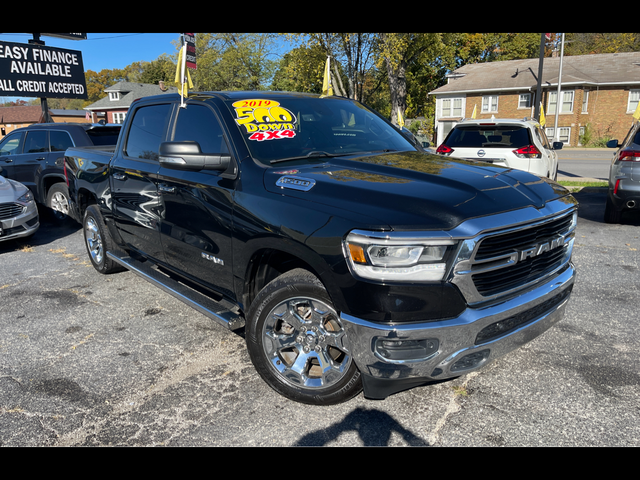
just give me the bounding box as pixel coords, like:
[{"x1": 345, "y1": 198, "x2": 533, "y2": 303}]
[
  {"x1": 111, "y1": 102, "x2": 173, "y2": 263},
  {"x1": 157, "y1": 102, "x2": 236, "y2": 298}
]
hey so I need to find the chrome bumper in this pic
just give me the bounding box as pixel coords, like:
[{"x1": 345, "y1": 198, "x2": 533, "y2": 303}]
[{"x1": 340, "y1": 262, "x2": 575, "y2": 399}]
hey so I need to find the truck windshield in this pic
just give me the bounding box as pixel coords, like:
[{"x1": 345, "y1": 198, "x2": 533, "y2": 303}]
[{"x1": 223, "y1": 95, "x2": 416, "y2": 165}]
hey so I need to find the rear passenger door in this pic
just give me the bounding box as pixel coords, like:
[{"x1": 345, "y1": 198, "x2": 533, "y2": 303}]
[{"x1": 157, "y1": 101, "x2": 236, "y2": 298}]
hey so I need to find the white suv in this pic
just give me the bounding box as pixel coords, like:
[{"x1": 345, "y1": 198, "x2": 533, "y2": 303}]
[{"x1": 436, "y1": 118, "x2": 563, "y2": 180}]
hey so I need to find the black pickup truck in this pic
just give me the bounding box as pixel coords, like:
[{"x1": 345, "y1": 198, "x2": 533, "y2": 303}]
[
  {"x1": 64, "y1": 92, "x2": 578, "y2": 405},
  {"x1": 0, "y1": 123, "x2": 120, "y2": 221}
]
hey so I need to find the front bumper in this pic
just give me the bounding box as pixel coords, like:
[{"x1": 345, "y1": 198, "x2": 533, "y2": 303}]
[
  {"x1": 340, "y1": 262, "x2": 575, "y2": 400},
  {"x1": 0, "y1": 204, "x2": 39, "y2": 242}
]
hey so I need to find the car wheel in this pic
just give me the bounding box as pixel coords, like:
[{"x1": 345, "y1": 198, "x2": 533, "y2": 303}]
[
  {"x1": 83, "y1": 205, "x2": 125, "y2": 274},
  {"x1": 246, "y1": 268, "x2": 362, "y2": 405},
  {"x1": 46, "y1": 183, "x2": 71, "y2": 222},
  {"x1": 604, "y1": 195, "x2": 622, "y2": 224}
]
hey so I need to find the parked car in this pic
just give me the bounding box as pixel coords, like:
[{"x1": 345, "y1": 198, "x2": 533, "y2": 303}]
[
  {"x1": 605, "y1": 122, "x2": 640, "y2": 223},
  {"x1": 436, "y1": 118, "x2": 563, "y2": 180},
  {"x1": 0, "y1": 176, "x2": 39, "y2": 242},
  {"x1": 0, "y1": 123, "x2": 120, "y2": 222}
]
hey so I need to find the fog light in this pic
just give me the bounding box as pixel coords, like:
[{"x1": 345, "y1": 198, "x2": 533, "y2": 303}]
[
  {"x1": 375, "y1": 338, "x2": 439, "y2": 362},
  {"x1": 451, "y1": 349, "x2": 490, "y2": 372}
]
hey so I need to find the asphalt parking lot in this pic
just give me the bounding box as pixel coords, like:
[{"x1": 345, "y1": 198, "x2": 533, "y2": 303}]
[{"x1": 1, "y1": 189, "x2": 639, "y2": 447}]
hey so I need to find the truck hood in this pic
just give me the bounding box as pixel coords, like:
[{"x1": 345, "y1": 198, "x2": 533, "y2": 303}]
[{"x1": 263, "y1": 151, "x2": 572, "y2": 230}]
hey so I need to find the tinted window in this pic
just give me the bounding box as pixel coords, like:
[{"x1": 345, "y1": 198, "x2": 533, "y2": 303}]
[
  {"x1": 173, "y1": 104, "x2": 229, "y2": 154},
  {"x1": 445, "y1": 126, "x2": 532, "y2": 148},
  {"x1": 86, "y1": 127, "x2": 121, "y2": 146},
  {"x1": 0, "y1": 132, "x2": 23, "y2": 155},
  {"x1": 24, "y1": 130, "x2": 48, "y2": 153},
  {"x1": 50, "y1": 130, "x2": 75, "y2": 152},
  {"x1": 125, "y1": 104, "x2": 172, "y2": 160}
]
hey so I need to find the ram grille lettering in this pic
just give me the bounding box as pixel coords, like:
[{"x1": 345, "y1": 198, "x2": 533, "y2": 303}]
[{"x1": 518, "y1": 235, "x2": 566, "y2": 262}]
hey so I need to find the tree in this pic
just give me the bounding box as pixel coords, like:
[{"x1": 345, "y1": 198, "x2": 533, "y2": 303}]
[{"x1": 564, "y1": 33, "x2": 640, "y2": 55}]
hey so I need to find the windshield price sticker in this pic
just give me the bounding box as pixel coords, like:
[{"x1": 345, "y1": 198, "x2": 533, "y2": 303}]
[{"x1": 233, "y1": 99, "x2": 297, "y2": 141}]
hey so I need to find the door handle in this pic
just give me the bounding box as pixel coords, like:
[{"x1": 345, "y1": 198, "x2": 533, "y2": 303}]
[
  {"x1": 158, "y1": 184, "x2": 177, "y2": 194},
  {"x1": 2, "y1": 158, "x2": 13, "y2": 163},
  {"x1": 112, "y1": 172, "x2": 126, "y2": 180}
]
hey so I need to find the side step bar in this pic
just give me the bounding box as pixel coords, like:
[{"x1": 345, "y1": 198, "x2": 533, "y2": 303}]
[{"x1": 106, "y1": 251, "x2": 245, "y2": 331}]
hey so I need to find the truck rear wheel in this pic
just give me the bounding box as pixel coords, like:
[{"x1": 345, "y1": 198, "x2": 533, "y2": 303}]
[
  {"x1": 246, "y1": 268, "x2": 362, "y2": 405},
  {"x1": 83, "y1": 205, "x2": 124, "y2": 274}
]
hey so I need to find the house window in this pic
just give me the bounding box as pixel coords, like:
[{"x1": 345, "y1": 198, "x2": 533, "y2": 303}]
[
  {"x1": 441, "y1": 97, "x2": 463, "y2": 117},
  {"x1": 109, "y1": 91, "x2": 120, "y2": 101},
  {"x1": 546, "y1": 126, "x2": 571, "y2": 144},
  {"x1": 518, "y1": 93, "x2": 531, "y2": 109},
  {"x1": 627, "y1": 90, "x2": 640, "y2": 114},
  {"x1": 582, "y1": 90, "x2": 589, "y2": 113},
  {"x1": 548, "y1": 90, "x2": 574, "y2": 114},
  {"x1": 482, "y1": 95, "x2": 498, "y2": 113},
  {"x1": 113, "y1": 112, "x2": 126, "y2": 124}
]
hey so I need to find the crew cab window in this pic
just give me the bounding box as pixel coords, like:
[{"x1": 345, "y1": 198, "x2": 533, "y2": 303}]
[
  {"x1": 24, "y1": 130, "x2": 48, "y2": 153},
  {"x1": 125, "y1": 103, "x2": 172, "y2": 160},
  {"x1": 173, "y1": 104, "x2": 229, "y2": 154},
  {"x1": 0, "y1": 132, "x2": 23, "y2": 155},
  {"x1": 50, "y1": 130, "x2": 75, "y2": 152}
]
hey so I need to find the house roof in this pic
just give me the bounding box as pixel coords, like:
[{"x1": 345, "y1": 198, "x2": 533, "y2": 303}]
[
  {"x1": 430, "y1": 52, "x2": 640, "y2": 96},
  {"x1": 0, "y1": 105, "x2": 51, "y2": 124},
  {"x1": 85, "y1": 81, "x2": 178, "y2": 111}
]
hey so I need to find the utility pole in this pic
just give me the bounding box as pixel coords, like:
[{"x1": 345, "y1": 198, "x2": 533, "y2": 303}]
[
  {"x1": 534, "y1": 33, "x2": 546, "y2": 122},
  {"x1": 553, "y1": 33, "x2": 565, "y2": 143},
  {"x1": 29, "y1": 33, "x2": 54, "y2": 123}
]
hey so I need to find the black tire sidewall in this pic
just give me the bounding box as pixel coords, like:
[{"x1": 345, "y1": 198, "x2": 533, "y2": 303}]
[
  {"x1": 46, "y1": 183, "x2": 71, "y2": 222},
  {"x1": 83, "y1": 205, "x2": 122, "y2": 274},
  {"x1": 246, "y1": 269, "x2": 362, "y2": 405}
]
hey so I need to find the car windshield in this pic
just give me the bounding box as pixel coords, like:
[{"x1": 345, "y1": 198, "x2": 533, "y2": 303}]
[
  {"x1": 445, "y1": 125, "x2": 532, "y2": 148},
  {"x1": 222, "y1": 95, "x2": 416, "y2": 165}
]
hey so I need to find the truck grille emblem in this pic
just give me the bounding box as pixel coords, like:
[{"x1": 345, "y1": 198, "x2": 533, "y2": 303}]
[{"x1": 518, "y1": 234, "x2": 566, "y2": 262}]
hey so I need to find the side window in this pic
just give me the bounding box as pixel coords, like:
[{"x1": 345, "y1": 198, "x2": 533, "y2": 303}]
[
  {"x1": 535, "y1": 126, "x2": 551, "y2": 149},
  {"x1": 173, "y1": 104, "x2": 229, "y2": 154},
  {"x1": 0, "y1": 132, "x2": 23, "y2": 155},
  {"x1": 125, "y1": 103, "x2": 173, "y2": 160},
  {"x1": 24, "y1": 130, "x2": 48, "y2": 153},
  {"x1": 50, "y1": 130, "x2": 75, "y2": 152}
]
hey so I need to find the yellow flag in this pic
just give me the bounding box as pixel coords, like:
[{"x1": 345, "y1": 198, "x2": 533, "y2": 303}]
[
  {"x1": 471, "y1": 104, "x2": 477, "y2": 119},
  {"x1": 175, "y1": 46, "x2": 193, "y2": 99},
  {"x1": 397, "y1": 109, "x2": 404, "y2": 128},
  {"x1": 539, "y1": 103, "x2": 546, "y2": 127},
  {"x1": 633, "y1": 100, "x2": 640, "y2": 122},
  {"x1": 321, "y1": 56, "x2": 333, "y2": 97}
]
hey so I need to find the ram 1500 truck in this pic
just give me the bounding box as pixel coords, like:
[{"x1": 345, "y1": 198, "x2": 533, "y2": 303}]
[
  {"x1": 64, "y1": 92, "x2": 578, "y2": 405},
  {"x1": 0, "y1": 123, "x2": 120, "y2": 221}
]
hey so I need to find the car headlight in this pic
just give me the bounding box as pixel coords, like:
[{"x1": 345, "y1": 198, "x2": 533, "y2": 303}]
[
  {"x1": 17, "y1": 190, "x2": 35, "y2": 205},
  {"x1": 344, "y1": 231, "x2": 457, "y2": 282}
]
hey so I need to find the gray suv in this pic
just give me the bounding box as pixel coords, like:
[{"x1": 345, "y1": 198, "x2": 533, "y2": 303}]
[{"x1": 605, "y1": 122, "x2": 640, "y2": 223}]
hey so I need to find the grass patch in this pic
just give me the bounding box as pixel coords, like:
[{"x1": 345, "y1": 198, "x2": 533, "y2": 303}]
[{"x1": 558, "y1": 180, "x2": 608, "y2": 191}]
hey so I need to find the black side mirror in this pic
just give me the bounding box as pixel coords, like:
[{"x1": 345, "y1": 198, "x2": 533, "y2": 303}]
[
  {"x1": 552, "y1": 141, "x2": 563, "y2": 150},
  {"x1": 159, "y1": 141, "x2": 231, "y2": 171},
  {"x1": 606, "y1": 139, "x2": 619, "y2": 149}
]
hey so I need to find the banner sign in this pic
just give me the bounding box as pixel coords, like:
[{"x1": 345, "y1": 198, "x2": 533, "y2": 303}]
[
  {"x1": 184, "y1": 33, "x2": 196, "y2": 70},
  {"x1": 0, "y1": 40, "x2": 88, "y2": 99}
]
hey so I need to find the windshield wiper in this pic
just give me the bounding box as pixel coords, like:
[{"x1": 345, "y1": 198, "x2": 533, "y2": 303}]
[{"x1": 270, "y1": 151, "x2": 345, "y2": 164}]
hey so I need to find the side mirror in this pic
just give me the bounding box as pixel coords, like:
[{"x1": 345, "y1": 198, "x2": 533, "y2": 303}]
[
  {"x1": 422, "y1": 141, "x2": 431, "y2": 148},
  {"x1": 159, "y1": 141, "x2": 231, "y2": 171},
  {"x1": 552, "y1": 141, "x2": 563, "y2": 150},
  {"x1": 606, "y1": 139, "x2": 619, "y2": 149}
]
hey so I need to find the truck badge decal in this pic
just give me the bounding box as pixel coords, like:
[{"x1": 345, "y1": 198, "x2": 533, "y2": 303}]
[
  {"x1": 276, "y1": 175, "x2": 316, "y2": 192},
  {"x1": 232, "y1": 99, "x2": 297, "y2": 142},
  {"x1": 201, "y1": 252, "x2": 224, "y2": 265},
  {"x1": 517, "y1": 234, "x2": 566, "y2": 262}
]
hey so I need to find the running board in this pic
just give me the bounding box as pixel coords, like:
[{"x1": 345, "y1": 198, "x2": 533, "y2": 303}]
[{"x1": 106, "y1": 251, "x2": 245, "y2": 331}]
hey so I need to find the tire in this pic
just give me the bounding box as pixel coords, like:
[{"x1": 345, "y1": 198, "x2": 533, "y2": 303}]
[
  {"x1": 46, "y1": 183, "x2": 71, "y2": 222},
  {"x1": 83, "y1": 205, "x2": 125, "y2": 274},
  {"x1": 246, "y1": 268, "x2": 362, "y2": 405},
  {"x1": 604, "y1": 195, "x2": 622, "y2": 224}
]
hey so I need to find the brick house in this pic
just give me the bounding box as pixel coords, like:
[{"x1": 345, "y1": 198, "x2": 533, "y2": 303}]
[
  {"x1": 84, "y1": 81, "x2": 178, "y2": 124},
  {"x1": 0, "y1": 106, "x2": 102, "y2": 136},
  {"x1": 429, "y1": 52, "x2": 640, "y2": 147}
]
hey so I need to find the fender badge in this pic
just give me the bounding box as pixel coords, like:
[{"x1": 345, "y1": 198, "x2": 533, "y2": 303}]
[{"x1": 276, "y1": 175, "x2": 316, "y2": 192}]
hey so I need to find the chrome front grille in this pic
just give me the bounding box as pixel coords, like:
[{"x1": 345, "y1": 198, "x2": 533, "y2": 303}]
[
  {"x1": 0, "y1": 202, "x2": 24, "y2": 220},
  {"x1": 451, "y1": 205, "x2": 577, "y2": 305}
]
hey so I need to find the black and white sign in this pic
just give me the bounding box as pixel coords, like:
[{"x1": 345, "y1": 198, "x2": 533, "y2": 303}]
[
  {"x1": 184, "y1": 33, "x2": 196, "y2": 70},
  {"x1": 0, "y1": 40, "x2": 88, "y2": 99}
]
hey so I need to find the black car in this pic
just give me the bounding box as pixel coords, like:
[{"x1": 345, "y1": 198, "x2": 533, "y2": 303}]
[{"x1": 605, "y1": 122, "x2": 640, "y2": 223}]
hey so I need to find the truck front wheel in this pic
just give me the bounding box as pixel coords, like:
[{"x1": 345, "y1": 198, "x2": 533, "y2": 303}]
[
  {"x1": 83, "y1": 205, "x2": 124, "y2": 274},
  {"x1": 246, "y1": 268, "x2": 362, "y2": 405}
]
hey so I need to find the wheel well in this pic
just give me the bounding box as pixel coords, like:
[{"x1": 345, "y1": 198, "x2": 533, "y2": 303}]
[
  {"x1": 42, "y1": 177, "x2": 65, "y2": 201},
  {"x1": 241, "y1": 248, "x2": 320, "y2": 311},
  {"x1": 76, "y1": 188, "x2": 98, "y2": 216}
]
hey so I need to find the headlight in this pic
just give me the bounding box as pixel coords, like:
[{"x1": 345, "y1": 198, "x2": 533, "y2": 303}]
[
  {"x1": 344, "y1": 231, "x2": 457, "y2": 282},
  {"x1": 17, "y1": 190, "x2": 35, "y2": 204}
]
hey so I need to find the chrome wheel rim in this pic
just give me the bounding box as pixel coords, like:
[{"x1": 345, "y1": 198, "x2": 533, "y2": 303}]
[
  {"x1": 262, "y1": 296, "x2": 352, "y2": 390},
  {"x1": 85, "y1": 216, "x2": 104, "y2": 265},
  {"x1": 51, "y1": 191, "x2": 69, "y2": 217}
]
